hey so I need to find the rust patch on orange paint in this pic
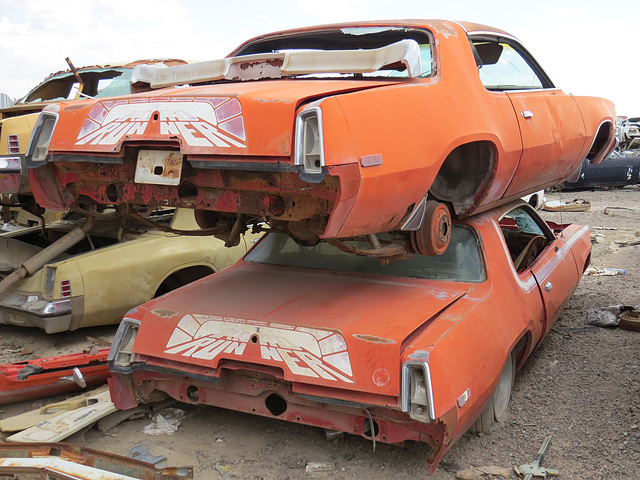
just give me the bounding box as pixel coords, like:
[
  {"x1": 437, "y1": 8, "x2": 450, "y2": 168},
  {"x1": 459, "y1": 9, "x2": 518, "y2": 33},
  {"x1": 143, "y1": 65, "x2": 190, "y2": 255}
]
[{"x1": 353, "y1": 334, "x2": 395, "y2": 344}]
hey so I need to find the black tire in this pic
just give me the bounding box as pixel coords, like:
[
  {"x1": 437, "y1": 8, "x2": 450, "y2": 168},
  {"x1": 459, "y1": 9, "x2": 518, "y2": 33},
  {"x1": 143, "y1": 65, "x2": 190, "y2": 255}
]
[{"x1": 471, "y1": 352, "x2": 515, "y2": 434}]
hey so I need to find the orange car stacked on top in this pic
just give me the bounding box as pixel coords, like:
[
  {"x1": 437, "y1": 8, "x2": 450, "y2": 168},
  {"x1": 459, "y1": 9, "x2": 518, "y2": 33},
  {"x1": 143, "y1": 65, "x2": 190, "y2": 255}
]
[{"x1": 25, "y1": 20, "x2": 614, "y2": 256}]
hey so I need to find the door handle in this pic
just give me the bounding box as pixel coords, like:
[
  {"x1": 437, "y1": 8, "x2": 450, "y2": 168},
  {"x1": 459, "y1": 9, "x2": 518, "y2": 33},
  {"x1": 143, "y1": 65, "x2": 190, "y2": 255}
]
[
  {"x1": 544, "y1": 282, "x2": 552, "y2": 292},
  {"x1": 521, "y1": 110, "x2": 534, "y2": 119}
]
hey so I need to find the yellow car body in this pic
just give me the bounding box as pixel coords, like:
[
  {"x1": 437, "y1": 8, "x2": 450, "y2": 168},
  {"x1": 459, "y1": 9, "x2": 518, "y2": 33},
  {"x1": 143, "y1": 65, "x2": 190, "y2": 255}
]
[{"x1": 0, "y1": 209, "x2": 258, "y2": 333}]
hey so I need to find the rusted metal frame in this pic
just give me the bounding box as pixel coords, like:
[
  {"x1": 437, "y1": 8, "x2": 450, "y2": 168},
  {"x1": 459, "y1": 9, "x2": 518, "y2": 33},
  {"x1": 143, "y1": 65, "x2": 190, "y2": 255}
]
[
  {"x1": 0, "y1": 442, "x2": 193, "y2": 480},
  {"x1": 55, "y1": 158, "x2": 338, "y2": 199},
  {"x1": 157, "y1": 375, "x2": 441, "y2": 444},
  {"x1": 65, "y1": 57, "x2": 85, "y2": 99},
  {"x1": 54, "y1": 162, "x2": 338, "y2": 220},
  {"x1": 130, "y1": 356, "x2": 395, "y2": 408},
  {"x1": 118, "y1": 367, "x2": 445, "y2": 448}
]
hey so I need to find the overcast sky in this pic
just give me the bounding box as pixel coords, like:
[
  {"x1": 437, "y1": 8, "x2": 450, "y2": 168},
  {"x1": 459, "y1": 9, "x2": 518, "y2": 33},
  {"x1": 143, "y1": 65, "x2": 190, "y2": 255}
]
[{"x1": 1, "y1": 0, "x2": 637, "y2": 116}]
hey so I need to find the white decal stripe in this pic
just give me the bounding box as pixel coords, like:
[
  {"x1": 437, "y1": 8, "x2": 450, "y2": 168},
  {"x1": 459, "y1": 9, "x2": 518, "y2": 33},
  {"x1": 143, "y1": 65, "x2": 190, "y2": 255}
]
[
  {"x1": 162, "y1": 315, "x2": 354, "y2": 384},
  {"x1": 76, "y1": 99, "x2": 247, "y2": 148}
]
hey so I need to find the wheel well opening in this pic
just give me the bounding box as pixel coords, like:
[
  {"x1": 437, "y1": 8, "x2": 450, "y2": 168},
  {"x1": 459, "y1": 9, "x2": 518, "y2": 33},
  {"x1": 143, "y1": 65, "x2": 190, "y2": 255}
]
[
  {"x1": 429, "y1": 141, "x2": 496, "y2": 217},
  {"x1": 154, "y1": 265, "x2": 214, "y2": 297},
  {"x1": 586, "y1": 122, "x2": 614, "y2": 162}
]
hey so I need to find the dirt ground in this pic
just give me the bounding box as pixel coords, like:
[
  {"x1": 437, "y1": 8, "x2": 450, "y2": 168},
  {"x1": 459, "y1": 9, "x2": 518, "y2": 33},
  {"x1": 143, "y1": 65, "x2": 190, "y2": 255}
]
[{"x1": 1, "y1": 187, "x2": 639, "y2": 480}]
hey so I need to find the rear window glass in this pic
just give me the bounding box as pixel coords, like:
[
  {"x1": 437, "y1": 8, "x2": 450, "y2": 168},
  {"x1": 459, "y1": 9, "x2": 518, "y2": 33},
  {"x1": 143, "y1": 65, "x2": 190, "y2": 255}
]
[{"x1": 246, "y1": 226, "x2": 485, "y2": 282}]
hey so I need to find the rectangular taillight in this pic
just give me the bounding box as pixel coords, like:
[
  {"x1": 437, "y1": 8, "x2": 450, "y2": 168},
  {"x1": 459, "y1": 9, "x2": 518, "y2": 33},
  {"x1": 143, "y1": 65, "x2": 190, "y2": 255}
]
[
  {"x1": 60, "y1": 279, "x2": 71, "y2": 298},
  {"x1": 8, "y1": 134, "x2": 19, "y2": 154}
]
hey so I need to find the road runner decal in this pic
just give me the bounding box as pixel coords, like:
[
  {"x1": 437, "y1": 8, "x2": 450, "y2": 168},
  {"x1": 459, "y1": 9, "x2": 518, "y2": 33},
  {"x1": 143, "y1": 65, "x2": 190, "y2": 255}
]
[
  {"x1": 164, "y1": 314, "x2": 354, "y2": 383},
  {"x1": 76, "y1": 98, "x2": 247, "y2": 148}
]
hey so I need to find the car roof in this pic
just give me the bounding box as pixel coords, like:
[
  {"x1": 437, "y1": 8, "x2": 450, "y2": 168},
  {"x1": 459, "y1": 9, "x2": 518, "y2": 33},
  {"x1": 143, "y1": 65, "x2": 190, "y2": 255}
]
[{"x1": 229, "y1": 20, "x2": 514, "y2": 55}]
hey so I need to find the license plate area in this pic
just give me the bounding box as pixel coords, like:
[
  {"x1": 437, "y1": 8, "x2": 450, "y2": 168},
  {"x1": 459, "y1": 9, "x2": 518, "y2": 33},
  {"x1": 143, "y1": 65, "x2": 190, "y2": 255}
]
[{"x1": 135, "y1": 150, "x2": 183, "y2": 186}]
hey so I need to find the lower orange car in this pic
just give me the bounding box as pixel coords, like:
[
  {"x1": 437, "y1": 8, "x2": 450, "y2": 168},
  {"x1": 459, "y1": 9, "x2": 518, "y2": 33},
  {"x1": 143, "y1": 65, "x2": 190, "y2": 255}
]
[{"x1": 107, "y1": 201, "x2": 590, "y2": 474}]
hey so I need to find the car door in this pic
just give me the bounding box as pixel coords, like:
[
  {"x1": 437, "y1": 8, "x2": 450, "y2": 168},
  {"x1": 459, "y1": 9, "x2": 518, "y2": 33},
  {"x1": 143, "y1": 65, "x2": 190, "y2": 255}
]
[
  {"x1": 499, "y1": 205, "x2": 580, "y2": 340},
  {"x1": 470, "y1": 37, "x2": 587, "y2": 197},
  {"x1": 505, "y1": 90, "x2": 586, "y2": 196},
  {"x1": 529, "y1": 233, "x2": 581, "y2": 336}
]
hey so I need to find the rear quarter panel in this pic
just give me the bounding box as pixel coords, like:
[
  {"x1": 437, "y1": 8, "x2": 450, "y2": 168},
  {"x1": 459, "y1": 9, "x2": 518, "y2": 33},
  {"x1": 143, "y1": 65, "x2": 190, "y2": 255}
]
[
  {"x1": 0, "y1": 114, "x2": 38, "y2": 155},
  {"x1": 572, "y1": 96, "x2": 617, "y2": 164},
  {"x1": 403, "y1": 213, "x2": 549, "y2": 439}
]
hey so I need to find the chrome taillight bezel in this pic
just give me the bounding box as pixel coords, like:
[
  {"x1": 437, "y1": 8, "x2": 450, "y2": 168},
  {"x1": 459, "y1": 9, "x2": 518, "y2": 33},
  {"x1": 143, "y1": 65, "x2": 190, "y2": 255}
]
[
  {"x1": 401, "y1": 361, "x2": 436, "y2": 422},
  {"x1": 26, "y1": 111, "x2": 59, "y2": 165},
  {"x1": 294, "y1": 106, "x2": 325, "y2": 182}
]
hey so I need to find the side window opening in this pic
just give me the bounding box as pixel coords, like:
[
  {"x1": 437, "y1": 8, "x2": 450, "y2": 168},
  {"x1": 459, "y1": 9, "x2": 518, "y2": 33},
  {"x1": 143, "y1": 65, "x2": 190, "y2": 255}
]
[
  {"x1": 471, "y1": 39, "x2": 545, "y2": 91},
  {"x1": 499, "y1": 207, "x2": 552, "y2": 272}
]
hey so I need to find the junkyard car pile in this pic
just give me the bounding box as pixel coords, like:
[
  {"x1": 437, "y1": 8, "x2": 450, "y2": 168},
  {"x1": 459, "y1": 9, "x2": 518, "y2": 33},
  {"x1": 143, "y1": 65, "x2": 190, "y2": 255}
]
[
  {"x1": 562, "y1": 149, "x2": 640, "y2": 189},
  {"x1": 0, "y1": 59, "x2": 186, "y2": 197},
  {"x1": 0, "y1": 19, "x2": 617, "y2": 476}
]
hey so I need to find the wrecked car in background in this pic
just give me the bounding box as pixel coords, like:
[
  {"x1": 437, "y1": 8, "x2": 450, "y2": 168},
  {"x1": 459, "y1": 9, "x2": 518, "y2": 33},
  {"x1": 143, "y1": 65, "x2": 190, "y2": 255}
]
[
  {"x1": 562, "y1": 150, "x2": 640, "y2": 189},
  {"x1": 107, "y1": 201, "x2": 591, "y2": 474},
  {"x1": 0, "y1": 208, "x2": 258, "y2": 333},
  {"x1": 521, "y1": 189, "x2": 546, "y2": 210},
  {"x1": 618, "y1": 117, "x2": 640, "y2": 151},
  {"x1": 25, "y1": 20, "x2": 615, "y2": 260},
  {"x1": 0, "y1": 59, "x2": 187, "y2": 197}
]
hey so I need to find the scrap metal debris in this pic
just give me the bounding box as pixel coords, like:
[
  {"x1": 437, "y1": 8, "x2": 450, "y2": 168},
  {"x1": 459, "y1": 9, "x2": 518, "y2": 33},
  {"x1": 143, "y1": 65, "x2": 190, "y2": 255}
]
[
  {"x1": 0, "y1": 347, "x2": 109, "y2": 405},
  {"x1": 0, "y1": 385, "x2": 109, "y2": 433},
  {"x1": 6, "y1": 388, "x2": 116, "y2": 442},
  {"x1": 543, "y1": 199, "x2": 590, "y2": 212},
  {"x1": 0, "y1": 442, "x2": 193, "y2": 479},
  {"x1": 616, "y1": 239, "x2": 640, "y2": 247},
  {"x1": 584, "y1": 267, "x2": 627, "y2": 276},
  {"x1": 514, "y1": 435, "x2": 559, "y2": 479},
  {"x1": 603, "y1": 206, "x2": 638, "y2": 217},
  {"x1": 619, "y1": 309, "x2": 640, "y2": 332}
]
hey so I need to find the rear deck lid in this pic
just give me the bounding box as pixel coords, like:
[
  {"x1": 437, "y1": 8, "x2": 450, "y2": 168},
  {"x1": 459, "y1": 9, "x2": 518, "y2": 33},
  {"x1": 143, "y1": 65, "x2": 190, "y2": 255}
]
[{"x1": 131, "y1": 262, "x2": 473, "y2": 396}]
